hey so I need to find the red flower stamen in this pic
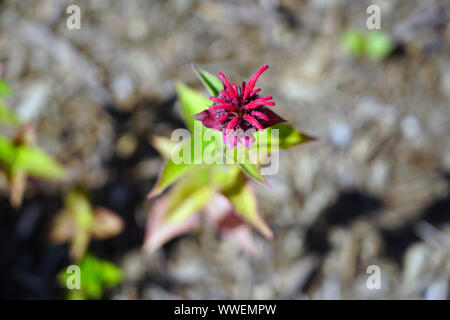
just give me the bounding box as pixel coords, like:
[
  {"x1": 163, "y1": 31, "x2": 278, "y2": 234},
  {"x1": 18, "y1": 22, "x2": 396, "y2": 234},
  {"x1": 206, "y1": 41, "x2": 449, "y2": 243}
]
[
  {"x1": 244, "y1": 99, "x2": 275, "y2": 110},
  {"x1": 249, "y1": 88, "x2": 261, "y2": 97},
  {"x1": 244, "y1": 114, "x2": 263, "y2": 130},
  {"x1": 210, "y1": 97, "x2": 229, "y2": 104},
  {"x1": 216, "y1": 114, "x2": 230, "y2": 124},
  {"x1": 252, "y1": 111, "x2": 269, "y2": 121},
  {"x1": 218, "y1": 72, "x2": 237, "y2": 101},
  {"x1": 243, "y1": 64, "x2": 269, "y2": 100},
  {"x1": 227, "y1": 117, "x2": 239, "y2": 130},
  {"x1": 209, "y1": 104, "x2": 236, "y2": 112}
]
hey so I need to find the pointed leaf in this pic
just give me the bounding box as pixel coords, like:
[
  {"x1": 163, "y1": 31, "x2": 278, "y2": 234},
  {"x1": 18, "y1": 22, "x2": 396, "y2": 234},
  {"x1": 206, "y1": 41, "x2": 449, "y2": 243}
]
[
  {"x1": 254, "y1": 123, "x2": 316, "y2": 150},
  {"x1": 14, "y1": 144, "x2": 65, "y2": 180},
  {"x1": 193, "y1": 65, "x2": 223, "y2": 97},
  {"x1": 222, "y1": 171, "x2": 273, "y2": 239},
  {"x1": 150, "y1": 135, "x2": 179, "y2": 159},
  {"x1": 143, "y1": 194, "x2": 201, "y2": 253},
  {"x1": 148, "y1": 132, "x2": 217, "y2": 198},
  {"x1": 176, "y1": 82, "x2": 210, "y2": 133},
  {"x1": 225, "y1": 146, "x2": 270, "y2": 187}
]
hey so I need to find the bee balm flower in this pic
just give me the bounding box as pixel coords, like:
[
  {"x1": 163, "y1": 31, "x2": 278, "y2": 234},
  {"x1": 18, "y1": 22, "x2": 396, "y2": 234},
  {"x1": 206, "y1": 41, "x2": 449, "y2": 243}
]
[{"x1": 192, "y1": 65, "x2": 286, "y2": 148}]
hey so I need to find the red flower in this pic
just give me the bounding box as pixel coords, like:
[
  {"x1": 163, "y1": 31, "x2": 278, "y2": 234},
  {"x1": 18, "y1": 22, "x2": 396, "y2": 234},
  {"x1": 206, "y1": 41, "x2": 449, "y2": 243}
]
[{"x1": 192, "y1": 65, "x2": 286, "y2": 148}]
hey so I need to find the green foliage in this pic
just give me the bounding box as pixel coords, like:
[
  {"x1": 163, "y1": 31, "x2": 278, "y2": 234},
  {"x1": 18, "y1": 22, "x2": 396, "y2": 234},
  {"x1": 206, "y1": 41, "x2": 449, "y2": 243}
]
[
  {"x1": 0, "y1": 134, "x2": 65, "y2": 180},
  {"x1": 148, "y1": 67, "x2": 314, "y2": 243},
  {"x1": 14, "y1": 144, "x2": 65, "y2": 180},
  {"x1": 176, "y1": 82, "x2": 210, "y2": 133},
  {"x1": 193, "y1": 65, "x2": 223, "y2": 97},
  {"x1": 221, "y1": 170, "x2": 273, "y2": 238},
  {"x1": 254, "y1": 123, "x2": 316, "y2": 150},
  {"x1": 58, "y1": 252, "x2": 123, "y2": 300},
  {"x1": 164, "y1": 167, "x2": 215, "y2": 222},
  {"x1": 0, "y1": 79, "x2": 13, "y2": 97},
  {"x1": 341, "y1": 29, "x2": 394, "y2": 61},
  {"x1": 365, "y1": 31, "x2": 395, "y2": 61}
]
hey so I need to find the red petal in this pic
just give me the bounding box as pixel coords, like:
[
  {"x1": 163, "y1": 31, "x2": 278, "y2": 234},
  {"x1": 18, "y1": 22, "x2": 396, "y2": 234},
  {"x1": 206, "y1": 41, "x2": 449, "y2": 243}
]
[
  {"x1": 227, "y1": 117, "x2": 239, "y2": 130},
  {"x1": 252, "y1": 111, "x2": 269, "y2": 121},
  {"x1": 218, "y1": 72, "x2": 237, "y2": 101},
  {"x1": 244, "y1": 114, "x2": 263, "y2": 130},
  {"x1": 216, "y1": 114, "x2": 230, "y2": 124},
  {"x1": 243, "y1": 64, "x2": 269, "y2": 100},
  {"x1": 209, "y1": 103, "x2": 236, "y2": 112}
]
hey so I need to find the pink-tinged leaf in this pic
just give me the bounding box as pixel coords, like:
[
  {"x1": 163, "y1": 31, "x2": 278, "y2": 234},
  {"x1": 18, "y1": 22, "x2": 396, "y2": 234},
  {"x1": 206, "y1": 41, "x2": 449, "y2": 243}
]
[
  {"x1": 222, "y1": 171, "x2": 273, "y2": 239},
  {"x1": 205, "y1": 194, "x2": 261, "y2": 258},
  {"x1": 143, "y1": 194, "x2": 201, "y2": 253},
  {"x1": 49, "y1": 209, "x2": 76, "y2": 243},
  {"x1": 91, "y1": 208, "x2": 124, "y2": 240}
]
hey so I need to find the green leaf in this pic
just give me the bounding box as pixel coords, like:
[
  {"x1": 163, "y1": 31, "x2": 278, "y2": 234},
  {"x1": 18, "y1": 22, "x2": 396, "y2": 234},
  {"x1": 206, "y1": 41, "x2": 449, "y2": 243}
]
[
  {"x1": 66, "y1": 189, "x2": 94, "y2": 229},
  {"x1": 176, "y1": 82, "x2": 211, "y2": 133},
  {"x1": 0, "y1": 135, "x2": 16, "y2": 166},
  {"x1": 101, "y1": 261, "x2": 123, "y2": 287},
  {"x1": 365, "y1": 31, "x2": 394, "y2": 61},
  {"x1": 253, "y1": 123, "x2": 316, "y2": 150},
  {"x1": 147, "y1": 135, "x2": 202, "y2": 198},
  {"x1": 340, "y1": 29, "x2": 365, "y2": 57},
  {"x1": 0, "y1": 101, "x2": 19, "y2": 125},
  {"x1": 224, "y1": 146, "x2": 270, "y2": 187},
  {"x1": 193, "y1": 65, "x2": 223, "y2": 97},
  {"x1": 150, "y1": 135, "x2": 179, "y2": 159},
  {"x1": 148, "y1": 131, "x2": 220, "y2": 197},
  {"x1": 14, "y1": 144, "x2": 65, "y2": 180},
  {"x1": 58, "y1": 253, "x2": 123, "y2": 300},
  {"x1": 0, "y1": 79, "x2": 13, "y2": 97},
  {"x1": 165, "y1": 168, "x2": 215, "y2": 222},
  {"x1": 222, "y1": 171, "x2": 273, "y2": 239}
]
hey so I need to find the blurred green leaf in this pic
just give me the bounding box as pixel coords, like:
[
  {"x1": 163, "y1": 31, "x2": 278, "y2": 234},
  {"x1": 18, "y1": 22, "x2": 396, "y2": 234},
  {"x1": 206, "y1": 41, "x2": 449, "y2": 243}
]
[
  {"x1": 165, "y1": 167, "x2": 215, "y2": 222},
  {"x1": 176, "y1": 82, "x2": 210, "y2": 133},
  {"x1": 150, "y1": 135, "x2": 179, "y2": 159},
  {"x1": 0, "y1": 101, "x2": 19, "y2": 125},
  {"x1": 0, "y1": 79, "x2": 13, "y2": 97},
  {"x1": 0, "y1": 135, "x2": 16, "y2": 166},
  {"x1": 58, "y1": 252, "x2": 123, "y2": 300},
  {"x1": 193, "y1": 66, "x2": 223, "y2": 97},
  {"x1": 147, "y1": 140, "x2": 197, "y2": 198},
  {"x1": 225, "y1": 146, "x2": 270, "y2": 187},
  {"x1": 14, "y1": 144, "x2": 65, "y2": 180},
  {"x1": 340, "y1": 30, "x2": 365, "y2": 57},
  {"x1": 222, "y1": 171, "x2": 273, "y2": 239},
  {"x1": 254, "y1": 123, "x2": 315, "y2": 150},
  {"x1": 365, "y1": 31, "x2": 394, "y2": 61},
  {"x1": 101, "y1": 261, "x2": 123, "y2": 287},
  {"x1": 66, "y1": 189, "x2": 94, "y2": 229}
]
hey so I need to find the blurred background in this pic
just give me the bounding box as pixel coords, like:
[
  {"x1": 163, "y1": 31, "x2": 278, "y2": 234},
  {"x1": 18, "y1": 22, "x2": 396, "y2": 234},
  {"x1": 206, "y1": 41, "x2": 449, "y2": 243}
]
[{"x1": 0, "y1": 0, "x2": 449, "y2": 299}]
